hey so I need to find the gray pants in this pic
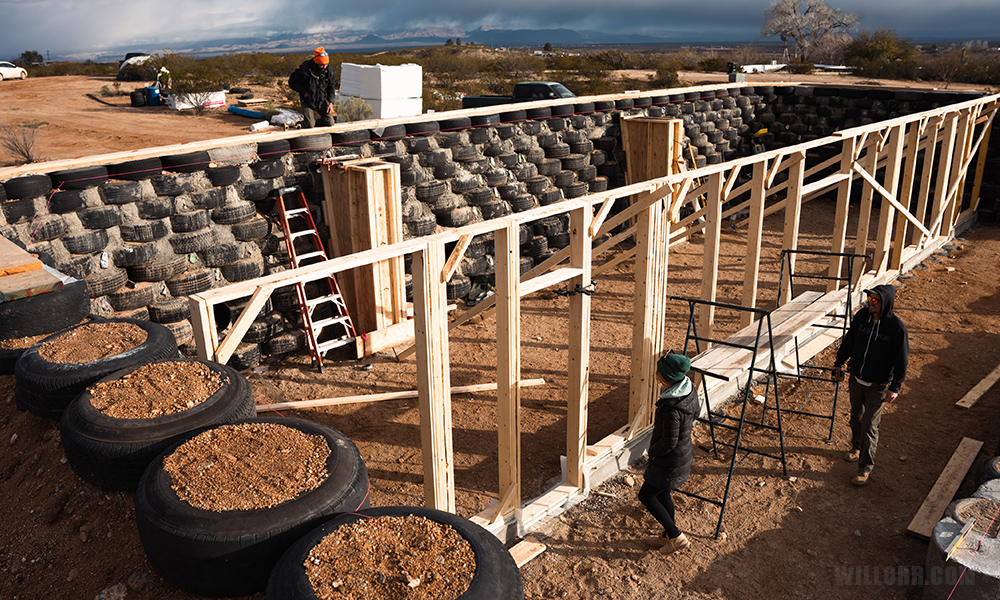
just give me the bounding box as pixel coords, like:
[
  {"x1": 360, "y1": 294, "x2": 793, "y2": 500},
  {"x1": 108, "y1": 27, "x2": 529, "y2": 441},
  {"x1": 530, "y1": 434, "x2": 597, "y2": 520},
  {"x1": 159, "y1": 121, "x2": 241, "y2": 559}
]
[
  {"x1": 848, "y1": 377, "x2": 889, "y2": 474},
  {"x1": 301, "y1": 104, "x2": 334, "y2": 129}
]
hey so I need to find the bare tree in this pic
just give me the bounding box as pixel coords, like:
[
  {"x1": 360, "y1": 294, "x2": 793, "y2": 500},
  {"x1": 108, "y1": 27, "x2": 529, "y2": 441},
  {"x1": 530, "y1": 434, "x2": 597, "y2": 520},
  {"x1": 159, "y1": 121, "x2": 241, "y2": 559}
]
[{"x1": 760, "y1": 0, "x2": 858, "y2": 62}]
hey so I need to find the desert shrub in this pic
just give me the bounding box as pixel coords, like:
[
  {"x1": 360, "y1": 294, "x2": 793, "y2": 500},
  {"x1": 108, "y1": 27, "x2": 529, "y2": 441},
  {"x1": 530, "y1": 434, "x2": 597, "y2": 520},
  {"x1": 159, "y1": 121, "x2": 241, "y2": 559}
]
[
  {"x1": 785, "y1": 59, "x2": 815, "y2": 74},
  {"x1": 649, "y1": 65, "x2": 680, "y2": 88},
  {"x1": 333, "y1": 96, "x2": 373, "y2": 122},
  {"x1": 697, "y1": 57, "x2": 729, "y2": 72},
  {"x1": 843, "y1": 28, "x2": 919, "y2": 79},
  {"x1": 0, "y1": 122, "x2": 40, "y2": 163}
]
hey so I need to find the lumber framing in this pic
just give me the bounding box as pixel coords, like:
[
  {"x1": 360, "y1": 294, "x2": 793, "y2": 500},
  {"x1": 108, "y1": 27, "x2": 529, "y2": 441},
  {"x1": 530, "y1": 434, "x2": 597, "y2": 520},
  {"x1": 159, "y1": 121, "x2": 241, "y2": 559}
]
[
  {"x1": 906, "y1": 437, "x2": 984, "y2": 540},
  {"x1": 181, "y1": 93, "x2": 999, "y2": 542}
]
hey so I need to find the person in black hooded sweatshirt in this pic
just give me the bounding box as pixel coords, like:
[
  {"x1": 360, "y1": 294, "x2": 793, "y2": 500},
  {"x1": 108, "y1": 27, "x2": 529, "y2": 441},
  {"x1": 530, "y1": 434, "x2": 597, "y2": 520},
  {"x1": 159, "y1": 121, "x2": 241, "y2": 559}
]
[{"x1": 833, "y1": 284, "x2": 908, "y2": 486}]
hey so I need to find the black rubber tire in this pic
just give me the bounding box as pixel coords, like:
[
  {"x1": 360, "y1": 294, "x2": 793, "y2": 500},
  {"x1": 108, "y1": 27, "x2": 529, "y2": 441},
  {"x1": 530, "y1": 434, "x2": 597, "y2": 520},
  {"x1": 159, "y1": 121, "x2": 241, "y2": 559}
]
[
  {"x1": 266, "y1": 505, "x2": 523, "y2": 600},
  {"x1": 288, "y1": 134, "x2": 332, "y2": 152},
  {"x1": 471, "y1": 113, "x2": 500, "y2": 127},
  {"x1": 479, "y1": 200, "x2": 507, "y2": 220},
  {"x1": 0, "y1": 280, "x2": 90, "y2": 339},
  {"x1": 974, "y1": 456, "x2": 1000, "y2": 488},
  {"x1": 410, "y1": 215, "x2": 437, "y2": 236},
  {"x1": 14, "y1": 319, "x2": 178, "y2": 420},
  {"x1": 29, "y1": 214, "x2": 68, "y2": 242},
  {"x1": 162, "y1": 318, "x2": 194, "y2": 347},
  {"x1": 404, "y1": 136, "x2": 431, "y2": 153},
  {"x1": 499, "y1": 109, "x2": 526, "y2": 123},
  {"x1": 438, "y1": 116, "x2": 472, "y2": 131},
  {"x1": 135, "y1": 417, "x2": 370, "y2": 597},
  {"x1": 79, "y1": 206, "x2": 122, "y2": 229},
  {"x1": 537, "y1": 188, "x2": 563, "y2": 206},
  {"x1": 49, "y1": 189, "x2": 88, "y2": 213},
  {"x1": 106, "y1": 158, "x2": 162, "y2": 180},
  {"x1": 484, "y1": 169, "x2": 507, "y2": 187},
  {"x1": 149, "y1": 298, "x2": 192, "y2": 324},
  {"x1": 256, "y1": 140, "x2": 291, "y2": 158},
  {"x1": 405, "y1": 121, "x2": 440, "y2": 136},
  {"x1": 191, "y1": 188, "x2": 227, "y2": 210},
  {"x1": 227, "y1": 343, "x2": 262, "y2": 370},
  {"x1": 206, "y1": 165, "x2": 242, "y2": 187},
  {"x1": 169, "y1": 228, "x2": 217, "y2": 254},
  {"x1": 330, "y1": 130, "x2": 370, "y2": 146},
  {"x1": 232, "y1": 215, "x2": 270, "y2": 240},
  {"x1": 166, "y1": 269, "x2": 214, "y2": 296},
  {"x1": 3, "y1": 174, "x2": 52, "y2": 200},
  {"x1": 199, "y1": 242, "x2": 245, "y2": 267},
  {"x1": 220, "y1": 256, "x2": 265, "y2": 283},
  {"x1": 106, "y1": 281, "x2": 157, "y2": 311},
  {"x1": 452, "y1": 144, "x2": 479, "y2": 162},
  {"x1": 434, "y1": 162, "x2": 458, "y2": 179},
  {"x1": 251, "y1": 159, "x2": 285, "y2": 179},
  {"x1": 563, "y1": 181, "x2": 589, "y2": 199},
  {"x1": 85, "y1": 267, "x2": 128, "y2": 297},
  {"x1": 263, "y1": 330, "x2": 306, "y2": 355},
  {"x1": 545, "y1": 143, "x2": 571, "y2": 159},
  {"x1": 99, "y1": 181, "x2": 143, "y2": 205},
  {"x1": 50, "y1": 166, "x2": 108, "y2": 190},
  {"x1": 399, "y1": 168, "x2": 423, "y2": 187},
  {"x1": 137, "y1": 197, "x2": 177, "y2": 219},
  {"x1": 465, "y1": 187, "x2": 496, "y2": 206},
  {"x1": 60, "y1": 358, "x2": 255, "y2": 491},
  {"x1": 59, "y1": 358, "x2": 255, "y2": 491},
  {"x1": 212, "y1": 201, "x2": 257, "y2": 225},
  {"x1": 451, "y1": 177, "x2": 481, "y2": 194},
  {"x1": 244, "y1": 311, "x2": 285, "y2": 344},
  {"x1": 415, "y1": 180, "x2": 447, "y2": 201},
  {"x1": 170, "y1": 210, "x2": 211, "y2": 233},
  {"x1": 1, "y1": 198, "x2": 36, "y2": 223},
  {"x1": 128, "y1": 255, "x2": 187, "y2": 282},
  {"x1": 510, "y1": 194, "x2": 536, "y2": 212},
  {"x1": 112, "y1": 242, "x2": 158, "y2": 267},
  {"x1": 57, "y1": 254, "x2": 97, "y2": 280},
  {"x1": 438, "y1": 207, "x2": 478, "y2": 228},
  {"x1": 161, "y1": 151, "x2": 211, "y2": 173}
]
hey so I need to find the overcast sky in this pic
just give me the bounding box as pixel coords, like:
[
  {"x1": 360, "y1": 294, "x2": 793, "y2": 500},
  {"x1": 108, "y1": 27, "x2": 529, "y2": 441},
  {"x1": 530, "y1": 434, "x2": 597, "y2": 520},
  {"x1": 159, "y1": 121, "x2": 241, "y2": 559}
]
[{"x1": 1, "y1": 0, "x2": 998, "y2": 61}]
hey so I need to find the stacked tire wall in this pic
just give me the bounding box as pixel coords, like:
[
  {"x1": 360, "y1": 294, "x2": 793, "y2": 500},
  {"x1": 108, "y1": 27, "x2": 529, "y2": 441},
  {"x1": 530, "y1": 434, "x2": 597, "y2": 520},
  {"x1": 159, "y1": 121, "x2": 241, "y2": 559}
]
[{"x1": 0, "y1": 85, "x2": 983, "y2": 368}]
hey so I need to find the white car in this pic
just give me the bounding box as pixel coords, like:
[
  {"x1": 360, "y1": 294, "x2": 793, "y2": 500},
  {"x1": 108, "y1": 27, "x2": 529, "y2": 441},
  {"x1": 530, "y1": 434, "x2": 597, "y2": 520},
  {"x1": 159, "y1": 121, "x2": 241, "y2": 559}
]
[{"x1": 0, "y1": 62, "x2": 27, "y2": 80}]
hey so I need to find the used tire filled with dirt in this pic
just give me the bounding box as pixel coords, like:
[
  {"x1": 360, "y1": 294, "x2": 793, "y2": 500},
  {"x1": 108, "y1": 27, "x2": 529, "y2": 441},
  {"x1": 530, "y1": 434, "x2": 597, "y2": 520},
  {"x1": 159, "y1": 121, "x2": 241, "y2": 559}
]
[
  {"x1": 266, "y1": 505, "x2": 524, "y2": 600},
  {"x1": 14, "y1": 319, "x2": 178, "y2": 420},
  {"x1": 59, "y1": 358, "x2": 256, "y2": 490},
  {"x1": 134, "y1": 417, "x2": 370, "y2": 597}
]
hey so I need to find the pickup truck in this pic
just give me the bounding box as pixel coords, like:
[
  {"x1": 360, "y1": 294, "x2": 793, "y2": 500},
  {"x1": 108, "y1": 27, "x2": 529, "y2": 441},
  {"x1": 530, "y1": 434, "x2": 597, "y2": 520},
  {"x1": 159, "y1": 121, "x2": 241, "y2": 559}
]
[{"x1": 461, "y1": 82, "x2": 575, "y2": 109}]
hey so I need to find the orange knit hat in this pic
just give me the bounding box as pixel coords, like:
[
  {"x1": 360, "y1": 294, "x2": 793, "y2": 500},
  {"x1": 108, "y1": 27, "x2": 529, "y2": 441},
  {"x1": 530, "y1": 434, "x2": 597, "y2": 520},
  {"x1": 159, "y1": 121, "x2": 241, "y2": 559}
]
[{"x1": 313, "y1": 47, "x2": 329, "y2": 65}]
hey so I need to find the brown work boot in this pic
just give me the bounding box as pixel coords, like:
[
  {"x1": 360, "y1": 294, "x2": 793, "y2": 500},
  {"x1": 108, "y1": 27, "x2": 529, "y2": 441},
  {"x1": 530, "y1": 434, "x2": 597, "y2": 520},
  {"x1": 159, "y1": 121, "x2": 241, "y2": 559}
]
[
  {"x1": 644, "y1": 535, "x2": 669, "y2": 548},
  {"x1": 852, "y1": 471, "x2": 871, "y2": 486},
  {"x1": 844, "y1": 449, "x2": 860, "y2": 463},
  {"x1": 662, "y1": 533, "x2": 691, "y2": 555}
]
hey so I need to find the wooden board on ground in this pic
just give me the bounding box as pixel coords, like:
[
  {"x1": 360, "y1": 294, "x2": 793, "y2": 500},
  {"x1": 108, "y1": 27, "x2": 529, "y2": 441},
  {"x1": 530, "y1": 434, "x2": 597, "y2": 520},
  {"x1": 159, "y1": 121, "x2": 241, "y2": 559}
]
[
  {"x1": 509, "y1": 536, "x2": 546, "y2": 567},
  {"x1": 955, "y1": 362, "x2": 1000, "y2": 409},
  {"x1": 906, "y1": 437, "x2": 983, "y2": 540},
  {"x1": 0, "y1": 236, "x2": 42, "y2": 278},
  {"x1": 237, "y1": 98, "x2": 270, "y2": 106},
  {"x1": 0, "y1": 266, "x2": 63, "y2": 302}
]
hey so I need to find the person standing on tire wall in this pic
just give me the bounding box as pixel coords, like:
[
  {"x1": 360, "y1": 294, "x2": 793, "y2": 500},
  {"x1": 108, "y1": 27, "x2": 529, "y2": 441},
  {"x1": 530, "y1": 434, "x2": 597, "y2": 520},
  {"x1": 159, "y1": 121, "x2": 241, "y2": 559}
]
[
  {"x1": 639, "y1": 353, "x2": 698, "y2": 555},
  {"x1": 288, "y1": 47, "x2": 336, "y2": 128},
  {"x1": 833, "y1": 284, "x2": 909, "y2": 487}
]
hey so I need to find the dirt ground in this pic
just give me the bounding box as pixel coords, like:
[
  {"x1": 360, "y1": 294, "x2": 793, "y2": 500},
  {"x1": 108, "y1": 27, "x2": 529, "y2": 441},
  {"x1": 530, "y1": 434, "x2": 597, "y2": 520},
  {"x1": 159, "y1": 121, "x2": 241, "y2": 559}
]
[{"x1": 1, "y1": 74, "x2": 999, "y2": 600}]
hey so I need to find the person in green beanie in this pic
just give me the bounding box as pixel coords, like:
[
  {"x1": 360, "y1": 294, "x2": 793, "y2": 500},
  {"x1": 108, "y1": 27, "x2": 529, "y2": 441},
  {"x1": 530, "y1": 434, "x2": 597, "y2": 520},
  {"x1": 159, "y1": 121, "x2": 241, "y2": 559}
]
[{"x1": 640, "y1": 352, "x2": 699, "y2": 554}]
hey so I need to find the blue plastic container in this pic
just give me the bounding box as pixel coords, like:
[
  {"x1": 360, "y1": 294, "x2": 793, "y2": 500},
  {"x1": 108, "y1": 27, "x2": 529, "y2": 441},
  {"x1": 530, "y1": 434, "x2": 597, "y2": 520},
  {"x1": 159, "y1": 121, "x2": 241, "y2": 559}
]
[{"x1": 145, "y1": 86, "x2": 161, "y2": 107}]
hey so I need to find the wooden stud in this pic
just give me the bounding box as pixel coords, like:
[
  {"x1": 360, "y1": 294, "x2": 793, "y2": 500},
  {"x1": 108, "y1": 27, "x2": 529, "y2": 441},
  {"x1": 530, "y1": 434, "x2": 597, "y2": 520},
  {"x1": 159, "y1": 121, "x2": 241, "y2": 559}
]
[
  {"x1": 699, "y1": 172, "x2": 724, "y2": 342},
  {"x1": 893, "y1": 120, "x2": 922, "y2": 266},
  {"x1": 956, "y1": 362, "x2": 1000, "y2": 409},
  {"x1": 740, "y1": 160, "x2": 767, "y2": 328},
  {"x1": 441, "y1": 234, "x2": 473, "y2": 284},
  {"x1": 930, "y1": 112, "x2": 958, "y2": 238},
  {"x1": 967, "y1": 108, "x2": 996, "y2": 213},
  {"x1": 779, "y1": 151, "x2": 805, "y2": 305},
  {"x1": 852, "y1": 136, "x2": 880, "y2": 287},
  {"x1": 827, "y1": 137, "x2": 856, "y2": 292},
  {"x1": 566, "y1": 206, "x2": 593, "y2": 489},
  {"x1": 914, "y1": 115, "x2": 942, "y2": 248},
  {"x1": 411, "y1": 241, "x2": 455, "y2": 512},
  {"x1": 213, "y1": 284, "x2": 276, "y2": 365},
  {"x1": 495, "y1": 223, "x2": 521, "y2": 521},
  {"x1": 872, "y1": 125, "x2": 903, "y2": 273}
]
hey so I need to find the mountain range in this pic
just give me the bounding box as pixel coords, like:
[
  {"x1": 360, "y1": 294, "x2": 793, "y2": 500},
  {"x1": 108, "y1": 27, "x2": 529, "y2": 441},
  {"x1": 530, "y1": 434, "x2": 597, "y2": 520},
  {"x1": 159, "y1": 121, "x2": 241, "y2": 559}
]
[{"x1": 72, "y1": 25, "x2": 702, "y2": 62}]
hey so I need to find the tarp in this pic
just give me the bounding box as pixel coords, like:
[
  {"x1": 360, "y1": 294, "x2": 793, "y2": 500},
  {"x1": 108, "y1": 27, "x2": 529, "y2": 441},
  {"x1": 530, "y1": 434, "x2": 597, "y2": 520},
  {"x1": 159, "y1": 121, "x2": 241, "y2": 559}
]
[{"x1": 116, "y1": 55, "x2": 152, "y2": 81}]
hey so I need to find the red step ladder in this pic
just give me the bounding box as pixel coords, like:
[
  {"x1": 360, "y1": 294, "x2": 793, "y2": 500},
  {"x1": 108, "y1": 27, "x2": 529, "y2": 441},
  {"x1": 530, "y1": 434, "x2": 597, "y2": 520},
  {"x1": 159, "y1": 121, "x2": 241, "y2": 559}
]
[{"x1": 273, "y1": 186, "x2": 355, "y2": 372}]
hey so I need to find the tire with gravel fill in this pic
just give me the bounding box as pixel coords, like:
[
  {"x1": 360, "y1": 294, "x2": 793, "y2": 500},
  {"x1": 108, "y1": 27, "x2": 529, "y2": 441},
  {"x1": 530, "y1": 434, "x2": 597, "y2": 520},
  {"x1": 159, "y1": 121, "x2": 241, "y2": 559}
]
[
  {"x1": 128, "y1": 255, "x2": 187, "y2": 283},
  {"x1": 79, "y1": 206, "x2": 122, "y2": 229},
  {"x1": 100, "y1": 181, "x2": 143, "y2": 205},
  {"x1": 232, "y1": 215, "x2": 270, "y2": 240},
  {"x1": 206, "y1": 165, "x2": 241, "y2": 187},
  {"x1": 107, "y1": 282, "x2": 157, "y2": 311},
  {"x1": 1, "y1": 198, "x2": 36, "y2": 223},
  {"x1": 14, "y1": 319, "x2": 179, "y2": 420},
  {"x1": 60, "y1": 359, "x2": 256, "y2": 491},
  {"x1": 134, "y1": 416, "x2": 370, "y2": 597},
  {"x1": 49, "y1": 189, "x2": 88, "y2": 213},
  {"x1": 112, "y1": 242, "x2": 158, "y2": 268},
  {"x1": 266, "y1": 505, "x2": 523, "y2": 600},
  {"x1": 149, "y1": 298, "x2": 192, "y2": 324},
  {"x1": 0, "y1": 280, "x2": 90, "y2": 339},
  {"x1": 288, "y1": 134, "x2": 332, "y2": 152},
  {"x1": 212, "y1": 201, "x2": 257, "y2": 225},
  {"x1": 220, "y1": 256, "x2": 265, "y2": 283},
  {"x1": 170, "y1": 210, "x2": 211, "y2": 233},
  {"x1": 199, "y1": 242, "x2": 244, "y2": 267},
  {"x1": 62, "y1": 229, "x2": 109, "y2": 254},
  {"x1": 169, "y1": 228, "x2": 217, "y2": 254}
]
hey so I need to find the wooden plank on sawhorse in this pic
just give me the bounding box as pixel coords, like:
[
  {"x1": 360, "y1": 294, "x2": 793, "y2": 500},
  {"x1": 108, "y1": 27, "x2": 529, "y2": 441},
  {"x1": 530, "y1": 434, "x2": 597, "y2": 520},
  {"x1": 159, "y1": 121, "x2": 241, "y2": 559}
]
[
  {"x1": 955, "y1": 362, "x2": 1000, "y2": 409},
  {"x1": 0, "y1": 236, "x2": 42, "y2": 277},
  {"x1": 906, "y1": 437, "x2": 983, "y2": 540},
  {"x1": 0, "y1": 266, "x2": 63, "y2": 302},
  {"x1": 509, "y1": 536, "x2": 546, "y2": 567}
]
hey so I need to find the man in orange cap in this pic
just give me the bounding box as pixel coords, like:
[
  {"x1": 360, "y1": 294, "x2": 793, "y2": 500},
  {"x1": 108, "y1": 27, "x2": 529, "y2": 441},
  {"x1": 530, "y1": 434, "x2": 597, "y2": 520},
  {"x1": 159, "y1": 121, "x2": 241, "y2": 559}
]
[{"x1": 288, "y1": 47, "x2": 336, "y2": 128}]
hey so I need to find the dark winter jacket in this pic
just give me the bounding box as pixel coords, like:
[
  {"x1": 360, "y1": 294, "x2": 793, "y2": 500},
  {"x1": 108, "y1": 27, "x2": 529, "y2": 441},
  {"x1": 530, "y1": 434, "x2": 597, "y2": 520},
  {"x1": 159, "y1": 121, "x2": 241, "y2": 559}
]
[
  {"x1": 644, "y1": 379, "x2": 699, "y2": 489},
  {"x1": 288, "y1": 59, "x2": 337, "y2": 112},
  {"x1": 835, "y1": 284, "x2": 909, "y2": 393}
]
